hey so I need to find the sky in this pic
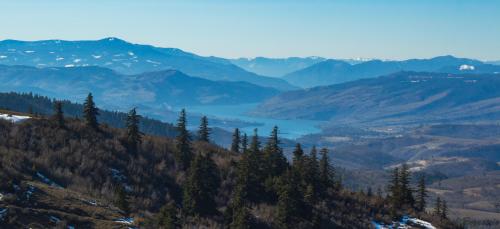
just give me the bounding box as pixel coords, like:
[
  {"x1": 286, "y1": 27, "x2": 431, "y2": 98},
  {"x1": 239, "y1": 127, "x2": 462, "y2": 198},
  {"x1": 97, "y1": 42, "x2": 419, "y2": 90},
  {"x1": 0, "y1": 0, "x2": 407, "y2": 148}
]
[{"x1": 1, "y1": 0, "x2": 499, "y2": 60}]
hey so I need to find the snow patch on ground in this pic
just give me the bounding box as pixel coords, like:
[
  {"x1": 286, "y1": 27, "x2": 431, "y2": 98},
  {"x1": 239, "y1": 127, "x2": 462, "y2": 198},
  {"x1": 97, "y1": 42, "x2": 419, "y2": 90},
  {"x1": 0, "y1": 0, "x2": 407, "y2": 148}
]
[
  {"x1": 36, "y1": 172, "x2": 64, "y2": 188},
  {"x1": 0, "y1": 55, "x2": 7, "y2": 59},
  {"x1": 64, "y1": 64, "x2": 75, "y2": 68},
  {"x1": 0, "y1": 113, "x2": 31, "y2": 123},
  {"x1": 459, "y1": 64, "x2": 475, "y2": 71},
  {"x1": 372, "y1": 216, "x2": 436, "y2": 229},
  {"x1": 83, "y1": 199, "x2": 97, "y2": 206},
  {"x1": 146, "y1": 59, "x2": 161, "y2": 65},
  {"x1": 92, "y1": 55, "x2": 102, "y2": 59},
  {"x1": 110, "y1": 168, "x2": 126, "y2": 181},
  {"x1": 73, "y1": 59, "x2": 81, "y2": 63},
  {"x1": 110, "y1": 168, "x2": 133, "y2": 192},
  {"x1": 56, "y1": 57, "x2": 64, "y2": 61},
  {"x1": 0, "y1": 208, "x2": 7, "y2": 221},
  {"x1": 24, "y1": 50, "x2": 35, "y2": 53},
  {"x1": 49, "y1": 215, "x2": 61, "y2": 223},
  {"x1": 25, "y1": 185, "x2": 35, "y2": 201},
  {"x1": 114, "y1": 217, "x2": 134, "y2": 225}
]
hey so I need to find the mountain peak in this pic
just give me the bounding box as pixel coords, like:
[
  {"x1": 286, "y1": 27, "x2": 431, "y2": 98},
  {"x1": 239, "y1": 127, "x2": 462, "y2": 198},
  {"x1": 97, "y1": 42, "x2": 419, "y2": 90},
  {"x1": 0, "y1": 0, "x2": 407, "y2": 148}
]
[{"x1": 98, "y1": 37, "x2": 128, "y2": 43}]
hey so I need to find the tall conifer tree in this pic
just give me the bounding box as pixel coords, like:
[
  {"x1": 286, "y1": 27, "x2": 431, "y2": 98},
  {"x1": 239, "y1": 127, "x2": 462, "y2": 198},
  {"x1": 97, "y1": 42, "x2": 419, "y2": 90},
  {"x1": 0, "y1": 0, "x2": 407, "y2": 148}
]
[
  {"x1": 183, "y1": 153, "x2": 220, "y2": 216},
  {"x1": 263, "y1": 126, "x2": 287, "y2": 178},
  {"x1": 399, "y1": 164, "x2": 415, "y2": 207},
  {"x1": 434, "y1": 196, "x2": 442, "y2": 216},
  {"x1": 198, "y1": 116, "x2": 210, "y2": 142},
  {"x1": 416, "y1": 175, "x2": 428, "y2": 212},
  {"x1": 241, "y1": 133, "x2": 248, "y2": 153},
  {"x1": 126, "y1": 108, "x2": 142, "y2": 152},
  {"x1": 52, "y1": 101, "x2": 64, "y2": 127},
  {"x1": 83, "y1": 93, "x2": 99, "y2": 129},
  {"x1": 231, "y1": 128, "x2": 241, "y2": 153},
  {"x1": 318, "y1": 148, "x2": 334, "y2": 193},
  {"x1": 388, "y1": 167, "x2": 401, "y2": 208},
  {"x1": 175, "y1": 109, "x2": 192, "y2": 169}
]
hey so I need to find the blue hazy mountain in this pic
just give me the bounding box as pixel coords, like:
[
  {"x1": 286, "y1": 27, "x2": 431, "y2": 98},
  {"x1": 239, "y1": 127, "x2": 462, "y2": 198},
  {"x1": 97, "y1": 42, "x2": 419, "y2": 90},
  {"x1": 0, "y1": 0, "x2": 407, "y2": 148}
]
[
  {"x1": 0, "y1": 38, "x2": 295, "y2": 90},
  {"x1": 253, "y1": 71, "x2": 500, "y2": 125},
  {"x1": 0, "y1": 65, "x2": 279, "y2": 109},
  {"x1": 486, "y1": 60, "x2": 500, "y2": 65},
  {"x1": 230, "y1": 56, "x2": 326, "y2": 77},
  {"x1": 283, "y1": 55, "x2": 500, "y2": 88}
]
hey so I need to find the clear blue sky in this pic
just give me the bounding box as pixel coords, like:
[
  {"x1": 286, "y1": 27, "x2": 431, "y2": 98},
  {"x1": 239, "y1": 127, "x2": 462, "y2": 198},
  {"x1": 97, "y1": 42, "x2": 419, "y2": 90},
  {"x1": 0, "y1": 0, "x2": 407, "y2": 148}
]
[{"x1": 1, "y1": 0, "x2": 499, "y2": 60}]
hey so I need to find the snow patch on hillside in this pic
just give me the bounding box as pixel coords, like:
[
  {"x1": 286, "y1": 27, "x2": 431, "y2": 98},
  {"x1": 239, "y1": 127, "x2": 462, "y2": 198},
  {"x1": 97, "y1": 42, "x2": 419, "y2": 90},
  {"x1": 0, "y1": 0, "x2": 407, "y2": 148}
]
[
  {"x1": 36, "y1": 172, "x2": 64, "y2": 188},
  {"x1": 49, "y1": 215, "x2": 61, "y2": 223},
  {"x1": 0, "y1": 208, "x2": 7, "y2": 221},
  {"x1": 459, "y1": 64, "x2": 475, "y2": 71},
  {"x1": 0, "y1": 113, "x2": 31, "y2": 123},
  {"x1": 372, "y1": 216, "x2": 436, "y2": 229},
  {"x1": 114, "y1": 217, "x2": 134, "y2": 225}
]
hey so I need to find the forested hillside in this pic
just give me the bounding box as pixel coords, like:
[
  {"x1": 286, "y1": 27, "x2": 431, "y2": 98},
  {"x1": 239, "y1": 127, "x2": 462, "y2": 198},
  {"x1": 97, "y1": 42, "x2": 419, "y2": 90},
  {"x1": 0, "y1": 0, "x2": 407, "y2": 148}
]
[
  {"x1": 0, "y1": 96, "x2": 460, "y2": 228},
  {"x1": 0, "y1": 92, "x2": 177, "y2": 137}
]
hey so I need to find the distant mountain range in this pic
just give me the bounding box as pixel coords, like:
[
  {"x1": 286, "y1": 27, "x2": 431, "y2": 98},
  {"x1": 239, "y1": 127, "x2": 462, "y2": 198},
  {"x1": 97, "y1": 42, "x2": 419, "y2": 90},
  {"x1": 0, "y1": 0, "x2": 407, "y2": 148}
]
[
  {"x1": 0, "y1": 65, "x2": 279, "y2": 110},
  {"x1": 486, "y1": 60, "x2": 500, "y2": 65},
  {"x1": 253, "y1": 71, "x2": 500, "y2": 125},
  {"x1": 0, "y1": 38, "x2": 295, "y2": 90},
  {"x1": 283, "y1": 55, "x2": 500, "y2": 88},
  {"x1": 230, "y1": 57, "x2": 326, "y2": 77},
  {"x1": 230, "y1": 57, "x2": 374, "y2": 77}
]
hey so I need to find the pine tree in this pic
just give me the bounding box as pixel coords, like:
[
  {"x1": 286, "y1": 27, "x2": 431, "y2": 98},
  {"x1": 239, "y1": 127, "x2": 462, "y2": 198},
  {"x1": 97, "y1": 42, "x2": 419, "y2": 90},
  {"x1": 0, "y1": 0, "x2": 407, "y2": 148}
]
[
  {"x1": 198, "y1": 116, "x2": 210, "y2": 142},
  {"x1": 300, "y1": 146, "x2": 320, "y2": 203},
  {"x1": 175, "y1": 109, "x2": 192, "y2": 169},
  {"x1": 83, "y1": 93, "x2": 99, "y2": 129},
  {"x1": 399, "y1": 164, "x2": 415, "y2": 208},
  {"x1": 441, "y1": 199, "x2": 448, "y2": 220},
  {"x1": 241, "y1": 133, "x2": 248, "y2": 153},
  {"x1": 276, "y1": 170, "x2": 303, "y2": 229},
  {"x1": 52, "y1": 101, "x2": 64, "y2": 127},
  {"x1": 306, "y1": 146, "x2": 320, "y2": 191},
  {"x1": 231, "y1": 128, "x2": 241, "y2": 153},
  {"x1": 183, "y1": 153, "x2": 220, "y2": 216},
  {"x1": 434, "y1": 196, "x2": 442, "y2": 216},
  {"x1": 292, "y1": 143, "x2": 304, "y2": 169},
  {"x1": 126, "y1": 108, "x2": 142, "y2": 152},
  {"x1": 318, "y1": 148, "x2": 334, "y2": 194},
  {"x1": 388, "y1": 167, "x2": 401, "y2": 208},
  {"x1": 263, "y1": 126, "x2": 287, "y2": 178},
  {"x1": 416, "y1": 175, "x2": 428, "y2": 212},
  {"x1": 236, "y1": 129, "x2": 263, "y2": 202},
  {"x1": 291, "y1": 143, "x2": 307, "y2": 195},
  {"x1": 158, "y1": 202, "x2": 179, "y2": 229},
  {"x1": 249, "y1": 128, "x2": 260, "y2": 155}
]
